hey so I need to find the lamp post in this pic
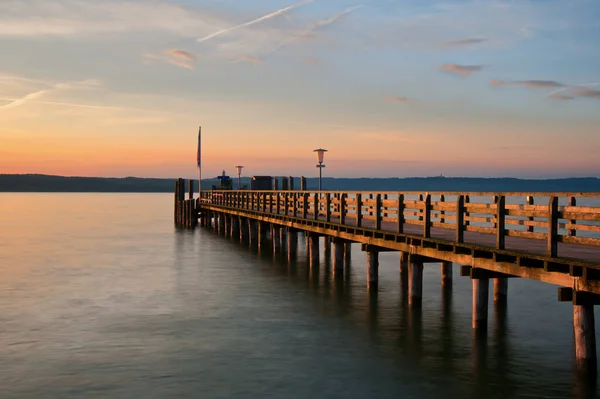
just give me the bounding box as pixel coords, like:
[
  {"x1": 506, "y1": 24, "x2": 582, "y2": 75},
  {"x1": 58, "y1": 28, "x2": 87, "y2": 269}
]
[
  {"x1": 313, "y1": 148, "x2": 327, "y2": 191},
  {"x1": 235, "y1": 165, "x2": 244, "y2": 190}
]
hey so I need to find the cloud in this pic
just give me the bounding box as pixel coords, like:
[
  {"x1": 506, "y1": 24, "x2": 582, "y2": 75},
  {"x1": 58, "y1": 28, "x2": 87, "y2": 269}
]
[
  {"x1": 548, "y1": 93, "x2": 574, "y2": 101},
  {"x1": 197, "y1": 0, "x2": 314, "y2": 43},
  {"x1": 442, "y1": 64, "x2": 484, "y2": 77},
  {"x1": 444, "y1": 38, "x2": 488, "y2": 47},
  {"x1": 165, "y1": 49, "x2": 196, "y2": 62},
  {"x1": 571, "y1": 87, "x2": 600, "y2": 100},
  {"x1": 303, "y1": 57, "x2": 319, "y2": 65},
  {"x1": 144, "y1": 49, "x2": 196, "y2": 70},
  {"x1": 238, "y1": 56, "x2": 264, "y2": 65},
  {"x1": 384, "y1": 96, "x2": 409, "y2": 104},
  {"x1": 491, "y1": 79, "x2": 564, "y2": 88}
]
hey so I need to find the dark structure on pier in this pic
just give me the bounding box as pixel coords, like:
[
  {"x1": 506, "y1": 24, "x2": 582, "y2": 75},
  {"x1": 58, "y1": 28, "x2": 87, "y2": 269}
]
[{"x1": 174, "y1": 178, "x2": 600, "y2": 376}]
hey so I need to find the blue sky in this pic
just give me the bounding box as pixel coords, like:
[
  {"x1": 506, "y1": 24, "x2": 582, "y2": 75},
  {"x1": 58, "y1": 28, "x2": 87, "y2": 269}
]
[{"x1": 1, "y1": 0, "x2": 599, "y2": 178}]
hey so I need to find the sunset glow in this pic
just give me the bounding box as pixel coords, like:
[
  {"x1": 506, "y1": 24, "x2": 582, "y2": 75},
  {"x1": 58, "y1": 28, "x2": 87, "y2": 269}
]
[{"x1": 1, "y1": 0, "x2": 599, "y2": 179}]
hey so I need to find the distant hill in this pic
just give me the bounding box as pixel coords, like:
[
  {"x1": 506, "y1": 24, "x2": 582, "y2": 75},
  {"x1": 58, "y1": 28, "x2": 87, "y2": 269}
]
[{"x1": 1, "y1": 174, "x2": 600, "y2": 193}]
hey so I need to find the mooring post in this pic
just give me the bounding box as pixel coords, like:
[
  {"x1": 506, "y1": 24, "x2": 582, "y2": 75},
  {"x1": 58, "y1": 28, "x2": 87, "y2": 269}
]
[
  {"x1": 441, "y1": 261, "x2": 453, "y2": 288},
  {"x1": 333, "y1": 238, "x2": 345, "y2": 277},
  {"x1": 472, "y1": 277, "x2": 490, "y2": 330},
  {"x1": 493, "y1": 278, "x2": 508, "y2": 306},
  {"x1": 309, "y1": 233, "x2": 320, "y2": 268},
  {"x1": 408, "y1": 256, "x2": 424, "y2": 306},
  {"x1": 366, "y1": 251, "x2": 379, "y2": 289},
  {"x1": 574, "y1": 301, "x2": 597, "y2": 375}
]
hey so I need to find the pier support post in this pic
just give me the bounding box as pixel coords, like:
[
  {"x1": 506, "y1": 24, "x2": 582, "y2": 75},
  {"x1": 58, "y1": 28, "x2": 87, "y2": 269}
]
[
  {"x1": 574, "y1": 302, "x2": 597, "y2": 374},
  {"x1": 344, "y1": 242, "x2": 352, "y2": 262},
  {"x1": 230, "y1": 216, "x2": 239, "y2": 238},
  {"x1": 408, "y1": 257, "x2": 424, "y2": 306},
  {"x1": 366, "y1": 251, "x2": 379, "y2": 289},
  {"x1": 324, "y1": 236, "x2": 332, "y2": 259},
  {"x1": 257, "y1": 222, "x2": 267, "y2": 249},
  {"x1": 472, "y1": 278, "x2": 490, "y2": 330},
  {"x1": 279, "y1": 227, "x2": 286, "y2": 252},
  {"x1": 272, "y1": 225, "x2": 281, "y2": 253},
  {"x1": 493, "y1": 278, "x2": 508, "y2": 306},
  {"x1": 218, "y1": 213, "x2": 225, "y2": 234},
  {"x1": 333, "y1": 238, "x2": 345, "y2": 277},
  {"x1": 240, "y1": 217, "x2": 248, "y2": 242},
  {"x1": 309, "y1": 234, "x2": 320, "y2": 268},
  {"x1": 400, "y1": 252, "x2": 409, "y2": 295},
  {"x1": 287, "y1": 229, "x2": 298, "y2": 262},
  {"x1": 441, "y1": 261, "x2": 453, "y2": 288}
]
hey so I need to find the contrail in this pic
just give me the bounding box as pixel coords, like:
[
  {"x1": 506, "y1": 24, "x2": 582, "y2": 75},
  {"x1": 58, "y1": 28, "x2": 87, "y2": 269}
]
[
  {"x1": 545, "y1": 82, "x2": 600, "y2": 98},
  {"x1": 0, "y1": 89, "x2": 48, "y2": 109},
  {"x1": 266, "y1": 5, "x2": 362, "y2": 54},
  {"x1": 197, "y1": 0, "x2": 314, "y2": 43}
]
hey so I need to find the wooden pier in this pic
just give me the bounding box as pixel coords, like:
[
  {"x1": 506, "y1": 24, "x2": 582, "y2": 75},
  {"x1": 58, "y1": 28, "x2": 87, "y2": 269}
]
[{"x1": 174, "y1": 178, "x2": 600, "y2": 375}]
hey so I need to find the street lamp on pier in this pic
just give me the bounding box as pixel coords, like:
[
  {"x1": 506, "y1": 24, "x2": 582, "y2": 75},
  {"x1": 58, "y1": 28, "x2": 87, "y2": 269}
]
[
  {"x1": 313, "y1": 148, "x2": 327, "y2": 191},
  {"x1": 235, "y1": 165, "x2": 244, "y2": 189}
]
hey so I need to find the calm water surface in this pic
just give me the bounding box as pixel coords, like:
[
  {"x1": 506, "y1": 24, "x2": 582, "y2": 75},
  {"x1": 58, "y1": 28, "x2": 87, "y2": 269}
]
[{"x1": 0, "y1": 193, "x2": 598, "y2": 398}]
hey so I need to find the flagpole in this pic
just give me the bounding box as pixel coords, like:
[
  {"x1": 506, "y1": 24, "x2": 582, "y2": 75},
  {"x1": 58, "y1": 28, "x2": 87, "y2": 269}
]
[{"x1": 197, "y1": 126, "x2": 202, "y2": 195}]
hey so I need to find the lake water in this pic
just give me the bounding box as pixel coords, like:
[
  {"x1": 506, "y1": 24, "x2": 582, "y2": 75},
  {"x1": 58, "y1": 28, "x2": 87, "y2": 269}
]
[{"x1": 0, "y1": 193, "x2": 598, "y2": 398}]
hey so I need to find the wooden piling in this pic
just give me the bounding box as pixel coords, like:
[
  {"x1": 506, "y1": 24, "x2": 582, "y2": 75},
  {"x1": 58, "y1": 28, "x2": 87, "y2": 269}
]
[
  {"x1": 367, "y1": 251, "x2": 379, "y2": 288},
  {"x1": 344, "y1": 242, "x2": 352, "y2": 262},
  {"x1": 493, "y1": 278, "x2": 508, "y2": 306},
  {"x1": 472, "y1": 278, "x2": 490, "y2": 330},
  {"x1": 333, "y1": 238, "x2": 344, "y2": 276},
  {"x1": 287, "y1": 230, "x2": 298, "y2": 261},
  {"x1": 272, "y1": 225, "x2": 281, "y2": 253},
  {"x1": 574, "y1": 302, "x2": 597, "y2": 374},
  {"x1": 409, "y1": 259, "x2": 424, "y2": 306},
  {"x1": 441, "y1": 261, "x2": 453, "y2": 287},
  {"x1": 309, "y1": 234, "x2": 319, "y2": 268}
]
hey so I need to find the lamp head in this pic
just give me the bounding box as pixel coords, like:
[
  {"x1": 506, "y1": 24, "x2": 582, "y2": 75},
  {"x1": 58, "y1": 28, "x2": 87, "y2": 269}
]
[{"x1": 313, "y1": 148, "x2": 328, "y2": 164}]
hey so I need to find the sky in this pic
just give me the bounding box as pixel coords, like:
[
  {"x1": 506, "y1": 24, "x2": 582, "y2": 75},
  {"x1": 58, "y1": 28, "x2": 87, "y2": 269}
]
[{"x1": 1, "y1": 0, "x2": 599, "y2": 179}]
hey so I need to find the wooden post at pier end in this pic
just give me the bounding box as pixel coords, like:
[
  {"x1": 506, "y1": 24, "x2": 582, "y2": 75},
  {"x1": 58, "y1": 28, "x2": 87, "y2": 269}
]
[
  {"x1": 574, "y1": 302, "x2": 597, "y2": 375},
  {"x1": 333, "y1": 238, "x2": 345, "y2": 276},
  {"x1": 441, "y1": 261, "x2": 453, "y2": 288},
  {"x1": 558, "y1": 288, "x2": 598, "y2": 375},
  {"x1": 408, "y1": 256, "x2": 424, "y2": 306},
  {"x1": 367, "y1": 250, "x2": 379, "y2": 289},
  {"x1": 300, "y1": 176, "x2": 307, "y2": 191}
]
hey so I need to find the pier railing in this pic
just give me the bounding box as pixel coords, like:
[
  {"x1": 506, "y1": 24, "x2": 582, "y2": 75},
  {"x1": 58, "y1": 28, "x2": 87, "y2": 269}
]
[{"x1": 199, "y1": 191, "x2": 600, "y2": 258}]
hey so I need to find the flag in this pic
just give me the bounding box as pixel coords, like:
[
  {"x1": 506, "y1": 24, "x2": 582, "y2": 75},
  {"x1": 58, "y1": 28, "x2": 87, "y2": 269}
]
[{"x1": 197, "y1": 127, "x2": 201, "y2": 167}]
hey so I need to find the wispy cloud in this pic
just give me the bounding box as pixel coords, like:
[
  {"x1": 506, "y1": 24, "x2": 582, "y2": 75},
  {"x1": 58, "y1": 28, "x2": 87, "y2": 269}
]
[
  {"x1": 0, "y1": 90, "x2": 49, "y2": 110},
  {"x1": 303, "y1": 57, "x2": 319, "y2": 65},
  {"x1": 0, "y1": 78, "x2": 101, "y2": 110},
  {"x1": 144, "y1": 49, "x2": 196, "y2": 70},
  {"x1": 384, "y1": 96, "x2": 409, "y2": 104},
  {"x1": 238, "y1": 56, "x2": 264, "y2": 65},
  {"x1": 444, "y1": 38, "x2": 488, "y2": 47},
  {"x1": 491, "y1": 79, "x2": 564, "y2": 88},
  {"x1": 165, "y1": 49, "x2": 196, "y2": 62},
  {"x1": 197, "y1": 0, "x2": 314, "y2": 43},
  {"x1": 442, "y1": 64, "x2": 484, "y2": 77},
  {"x1": 493, "y1": 80, "x2": 600, "y2": 101}
]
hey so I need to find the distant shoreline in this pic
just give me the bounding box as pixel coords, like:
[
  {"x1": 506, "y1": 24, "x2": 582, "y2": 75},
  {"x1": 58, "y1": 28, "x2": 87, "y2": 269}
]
[{"x1": 1, "y1": 174, "x2": 600, "y2": 193}]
